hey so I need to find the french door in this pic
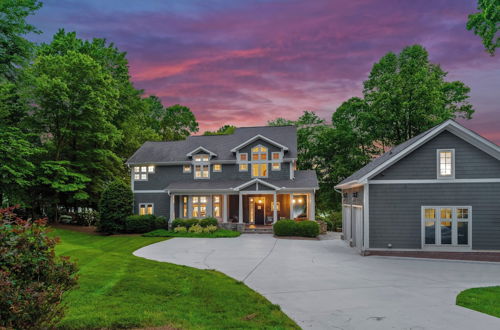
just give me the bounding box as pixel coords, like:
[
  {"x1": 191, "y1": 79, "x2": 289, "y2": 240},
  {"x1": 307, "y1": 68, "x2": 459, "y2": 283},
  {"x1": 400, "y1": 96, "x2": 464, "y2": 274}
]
[{"x1": 422, "y1": 206, "x2": 471, "y2": 248}]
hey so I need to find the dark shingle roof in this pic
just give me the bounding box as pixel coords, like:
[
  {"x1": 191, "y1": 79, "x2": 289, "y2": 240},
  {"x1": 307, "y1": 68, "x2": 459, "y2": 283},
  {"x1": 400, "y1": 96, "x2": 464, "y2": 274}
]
[
  {"x1": 126, "y1": 126, "x2": 297, "y2": 164},
  {"x1": 166, "y1": 170, "x2": 318, "y2": 191}
]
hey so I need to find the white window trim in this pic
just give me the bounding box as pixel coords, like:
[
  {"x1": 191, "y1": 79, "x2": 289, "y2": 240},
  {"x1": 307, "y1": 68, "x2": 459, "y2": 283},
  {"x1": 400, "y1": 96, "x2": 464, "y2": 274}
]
[
  {"x1": 250, "y1": 145, "x2": 269, "y2": 178},
  {"x1": 213, "y1": 164, "x2": 222, "y2": 172},
  {"x1": 421, "y1": 206, "x2": 472, "y2": 251},
  {"x1": 147, "y1": 165, "x2": 155, "y2": 173},
  {"x1": 239, "y1": 163, "x2": 248, "y2": 172},
  {"x1": 237, "y1": 152, "x2": 249, "y2": 162},
  {"x1": 139, "y1": 203, "x2": 154, "y2": 215},
  {"x1": 192, "y1": 154, "x2": 210, "y2": 179},
  {"x1": 437, "y1": 149, "x2": 455, "y2": 179},
  {"x1": 183, "y1": 164, "x2": 191, "y2": 173},
  {"x1": 133, "y1": 166, "x2": 150, "y2": 181},
  {"x1": 271, "y1": 152, "x2": 282, "y2": 171},
  {"x1": 251, "y1": 163, "x2": 269, "y2": 178}
]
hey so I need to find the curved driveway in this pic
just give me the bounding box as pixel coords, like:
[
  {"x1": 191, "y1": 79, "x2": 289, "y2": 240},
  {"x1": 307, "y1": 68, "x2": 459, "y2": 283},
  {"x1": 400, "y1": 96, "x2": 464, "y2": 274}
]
[{"x1": 134, "y1": 235, "x2": 500, "y2": 329}]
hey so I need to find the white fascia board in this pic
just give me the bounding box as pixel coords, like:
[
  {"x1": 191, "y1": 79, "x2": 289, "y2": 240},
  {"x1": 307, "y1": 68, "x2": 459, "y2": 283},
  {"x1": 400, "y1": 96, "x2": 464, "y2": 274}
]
[
  {"x1": 230, "y1": 134, "x2": 289, "y2": 152},
  {"x1": 186, "y1": 146, "x2": 217, "y2": 158},
  {"x1": 232, "y1": 178, "x2": 281, "y2": 191}
]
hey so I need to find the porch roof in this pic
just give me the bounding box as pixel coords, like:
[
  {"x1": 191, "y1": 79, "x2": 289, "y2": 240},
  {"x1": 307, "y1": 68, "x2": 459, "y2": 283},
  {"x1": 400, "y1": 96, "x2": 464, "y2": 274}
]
[{"x1": 165, "y1": 170, "x2": 318, "y2": 192}]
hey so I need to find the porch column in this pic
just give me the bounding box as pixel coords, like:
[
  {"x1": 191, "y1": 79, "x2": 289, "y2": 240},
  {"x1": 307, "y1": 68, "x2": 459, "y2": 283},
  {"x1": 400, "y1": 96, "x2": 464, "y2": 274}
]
[
  {"x1": 223, "y1": 194, "x2": 228, "y2": 223},
  {"x1": 273, "y1": 192, "x2": 278, "y2": 223},
  {"x1": 310, "y1": 192, "x2": 315, "y2": 220},
  {"x1": 207, "y1": 195, "x2": 213, "y2": 217},
  {"x1": 187, "y1": 196, "x2": 192, "y2": 218},
  {"x1": 289, "y1": 193, "x2": 294, "y2": 220},
  {"x1": 238, "y1": 193, "x2": 243, "y2": 224},
  {"x1": 169, "y1": 194, "x2": 175, "y2": 222}
]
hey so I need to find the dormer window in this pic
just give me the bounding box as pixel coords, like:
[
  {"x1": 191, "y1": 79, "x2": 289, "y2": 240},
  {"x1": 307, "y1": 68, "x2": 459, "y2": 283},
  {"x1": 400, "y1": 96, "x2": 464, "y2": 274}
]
[
  {"x1": 437, "y1": 149, "x2": 454, "y2": 179},
  {"x1": 252, "y1": 146, "x2": 267, "y2": 160},
  {"x1": 193, "y1": 154, "x2": 209, "y2": 162}
]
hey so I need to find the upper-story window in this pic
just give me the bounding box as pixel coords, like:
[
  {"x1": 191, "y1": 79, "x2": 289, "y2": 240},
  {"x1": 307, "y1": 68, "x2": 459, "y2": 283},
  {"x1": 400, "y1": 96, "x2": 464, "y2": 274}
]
[
  {"x1": 213, "y1": 164, "x2": 222, "y2": 172},
  {"x1": 134, "y1": 165, "x2": 154, "y2": 181},
  {"x1": 271, "y1": 152, "x2": 281, "y2": 171},
  {"x1": 251, "y1": 146, "x2": 268, "y2": 177},
  {"x1": 183, "y1": 165, "x2": 191, "y2": 173},
  {"x1": 437, "y1": 149, "x2": 454, "y2": 179},
  {"x1": 192, "y1": 154, "x2": 210, "y2": 179},
  {"x1": 239, "y1": 153, "x2": 248, "y2": 171},
  {"x1": 193, "y1": 154, "x2": 209, "y2": 162}
]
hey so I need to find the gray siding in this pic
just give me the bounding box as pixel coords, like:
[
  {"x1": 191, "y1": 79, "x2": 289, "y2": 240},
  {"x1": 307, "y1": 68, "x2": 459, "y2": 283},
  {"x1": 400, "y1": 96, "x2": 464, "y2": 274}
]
[
  {"x1": 369, "y1": 183, "x2": 500, "y2": 250},
  {"x1": 134, "y1": 193, "x2": 170, "y2": 218},
  {"x1": 373, "y1": 130, "x2": 500, "y2": 180}
]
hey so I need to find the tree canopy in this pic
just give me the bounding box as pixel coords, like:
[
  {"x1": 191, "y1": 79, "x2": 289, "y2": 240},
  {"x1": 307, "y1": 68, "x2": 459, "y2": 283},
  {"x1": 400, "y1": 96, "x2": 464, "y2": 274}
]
[{"x1": 467, "y1": 0, "x2": 500, "y2": 55}]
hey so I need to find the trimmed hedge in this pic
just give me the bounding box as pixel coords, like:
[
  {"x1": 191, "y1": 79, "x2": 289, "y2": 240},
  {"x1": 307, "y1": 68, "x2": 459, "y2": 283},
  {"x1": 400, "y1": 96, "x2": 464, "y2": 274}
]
[
  {"x1": 273, "y1": 219, "x2": 320, "y2": 238},
  {"x1": 172, "y1": 217, "x2": 219, "y2": 229},
  {"x1": 124, "y1": 215, "x2": 167, "y2": 233}
]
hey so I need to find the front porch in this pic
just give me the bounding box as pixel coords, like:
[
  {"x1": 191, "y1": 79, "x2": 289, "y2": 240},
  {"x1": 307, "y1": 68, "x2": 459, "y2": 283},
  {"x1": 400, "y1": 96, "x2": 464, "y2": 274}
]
[{"x1": 169, "y1": 191, "x2": 315, "y2": 224}]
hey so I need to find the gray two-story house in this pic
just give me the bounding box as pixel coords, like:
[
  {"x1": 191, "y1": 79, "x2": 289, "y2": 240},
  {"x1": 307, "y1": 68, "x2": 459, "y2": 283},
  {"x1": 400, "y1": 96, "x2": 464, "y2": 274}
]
[
  {"x1": 336, "y1": 120, "x2": 500, "y2": 253},
  {"x1": 126, "y1": 126, "x2": 318, "y2": 226}
]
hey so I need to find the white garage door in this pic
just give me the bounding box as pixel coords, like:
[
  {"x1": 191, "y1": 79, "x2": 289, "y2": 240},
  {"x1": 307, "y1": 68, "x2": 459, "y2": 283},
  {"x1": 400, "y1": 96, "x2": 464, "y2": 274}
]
[{"x1": 352, "y1": 206, "x2": 363, "y2": 250}]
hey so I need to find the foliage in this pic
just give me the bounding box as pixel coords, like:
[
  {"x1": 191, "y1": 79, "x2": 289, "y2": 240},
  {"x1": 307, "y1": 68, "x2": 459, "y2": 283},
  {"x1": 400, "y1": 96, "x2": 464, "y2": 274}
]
[
  {"x1": 457, "y1": 286, "x2": 500, "y2": 318},
  {"x1": 273, "y1": 220, "x2": 320, "y2": 237},
  {"x1": 467, "y1": 0, "x2": 499, "y2": 55},
  {"x1": 143, "y1": 228, "x2": 241, "y2": 238},
  {"x1": 52, "y1": 229, "x2": 285, "y2": 328},
  {"x1": 203, "y1": 124, "x2": 236, "y2": 135},
  {"x1": 76, "y1": 209, "x2": 99, "y2": 227},
  {"x1": 0, "y1": 0, "x2": 42, "y2": 80},
  {"x1": 98, "y1": 181, "x2": 133, "y2": 233},
  {"x1": 317, "y1": 211, "x2": 342, "y2": 231},
  {"x1": 188, "y1": 224, "x2": 204, "y2": 233},
  {"x1": 199, "y1": 217, "x2": 219, "y2": 227},
  {"x1": 203, "y1": 225, "x2": 218, "y2": 233},
  {"x1": 0, "y1": 206, "x2": 78, "y2": 329},
  {"x1": 124, "y1": 214, "x2": 167, "y2": 233},
  {"x1": 156, "y1": 103, "x2": 199, "y2": 141}
]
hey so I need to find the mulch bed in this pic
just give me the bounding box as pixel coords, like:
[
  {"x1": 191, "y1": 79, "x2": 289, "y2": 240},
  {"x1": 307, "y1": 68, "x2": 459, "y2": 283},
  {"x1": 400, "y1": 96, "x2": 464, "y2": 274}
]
[{"x1": 366, "y1": 250, "x2": 500, "y2": 262}]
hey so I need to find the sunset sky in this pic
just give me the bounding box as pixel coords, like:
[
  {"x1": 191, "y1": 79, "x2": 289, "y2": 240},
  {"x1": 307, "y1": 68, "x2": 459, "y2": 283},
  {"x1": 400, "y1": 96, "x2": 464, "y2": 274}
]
[{"x1": 28, "y1": 0, "x2": 499, "y2": 143}]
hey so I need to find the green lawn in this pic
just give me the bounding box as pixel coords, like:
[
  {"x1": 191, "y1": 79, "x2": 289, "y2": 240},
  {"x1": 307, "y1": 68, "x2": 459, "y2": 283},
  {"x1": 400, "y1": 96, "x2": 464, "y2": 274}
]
[
  {"x1": 143, "y1": 228, "x2": 241, "y2": 238},
  {"x1": 457, "y1": 286, "x2": 500, "y2": 318},
  {"x1": 51, "y1": 228, "x2": 298, "y2": 329}
]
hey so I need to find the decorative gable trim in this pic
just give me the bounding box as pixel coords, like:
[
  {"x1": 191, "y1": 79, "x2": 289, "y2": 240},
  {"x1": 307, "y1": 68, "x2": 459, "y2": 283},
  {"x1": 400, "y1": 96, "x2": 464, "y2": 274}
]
[
  {"x1": 335, "y1": 120, "x2": 500, "y2": 189},
  {"x1": 186, "y1": 146, "x2": 217, "y2": 158},
  {"x1": 230, "y1": 134, "x2": 289, "y2": 153},
  {"x1": 232, "y1": 178, "x2": 282, "y2": 191}
]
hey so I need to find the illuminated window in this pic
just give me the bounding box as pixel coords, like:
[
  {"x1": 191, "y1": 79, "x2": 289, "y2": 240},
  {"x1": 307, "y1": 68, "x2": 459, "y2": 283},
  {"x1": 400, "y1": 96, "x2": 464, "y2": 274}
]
[
  {"x1": 192, "y1": 196, "x2": 207, "y2": 217},
  {"x1": 183, "y1": 165, "x2": 191, "y2": 173},
  {"x1": 134, "y1": 166, "x2": 151, "y2": 181},
  {"x1": 422, "y1": 206, "x2": 471, "y2": 246},
  {"x1": 239, "y1": 153, "x2": 248, "y2": 161},
  {"x1": 272, "y1": 162, "x2": 280, "y2": 170},
  {"x1": 292, "y1": 194, "x2": 308, "y2": 220},
  {"x1": 251, "y1": 146, "x2": 267, "y2": 160},
  {"x1": 183, "y1": 196, "x2": 188, "y2": 217},
  {"x1": 195, "y1": 165, "x2": 209, "y2": 178},
  {"x1": 213, "y1": 195, "x2": 221, "y2": 217},
  {"x1": 251, "y1": 163, "x2": 267, "y2": 178},
  {"x1": 213, "y1": 164, "x2": 222, "y2": 172},
  {"x1": 438, "y1": 149, "x2": 454, "y2": 178},
  {"x1": 272, "y1": 152, "x2": 280, "y2": 160},
  {"x1": 193, "y1": 154, "x2": 209, "y2": 162},
  {"x1": 239, "y1": 164, "x2": 248, "y2": 171},
  {"x1": 139, "y1": 203, "x2": 154, "y2": 215}
]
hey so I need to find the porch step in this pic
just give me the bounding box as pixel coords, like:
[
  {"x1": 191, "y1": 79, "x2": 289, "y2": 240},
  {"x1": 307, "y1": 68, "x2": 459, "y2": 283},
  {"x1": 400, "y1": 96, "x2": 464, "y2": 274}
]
[{"x1": 243, "y1": 228, "x2": 274, "y2": 234}]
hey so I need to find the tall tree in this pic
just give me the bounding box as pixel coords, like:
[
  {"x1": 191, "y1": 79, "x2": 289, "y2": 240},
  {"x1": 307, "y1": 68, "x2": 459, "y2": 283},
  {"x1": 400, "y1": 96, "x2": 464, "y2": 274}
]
[
  {"x1": 363, "y1": 45, "x2": 474, "y2": 146},
  {"x1": 157, "y1": 104, "x2": 199, "y2": 141},
  {"x1": 0, "y1": 0, "x2": 42, "y2": 81},
  {"x1": 203, "y1": 125, "x2": 236, "y2": 135},
  {"x1": 467, "y1": 0, "x2": 499, "y2": 55}
]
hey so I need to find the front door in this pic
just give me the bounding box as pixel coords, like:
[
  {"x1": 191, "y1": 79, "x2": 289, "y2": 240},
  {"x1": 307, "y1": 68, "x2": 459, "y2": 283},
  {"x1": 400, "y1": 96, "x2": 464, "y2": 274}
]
[{"x1": 254, "y1": 197, "x2": 265, "y2": 225}]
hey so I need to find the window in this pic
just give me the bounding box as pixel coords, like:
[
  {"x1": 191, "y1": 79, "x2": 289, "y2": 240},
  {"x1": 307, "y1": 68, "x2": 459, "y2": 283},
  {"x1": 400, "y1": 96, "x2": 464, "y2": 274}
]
[
  {"x1": 134, "y1": 166, "x2": 151, "y2": 180},
  {"x1": 252, "y1": 163, "x2": 267, "y2": 178},
  {"x1": 292, "y1": 194, "x2": 308, "y2": 220},
  {"x1": 213, "y1": 195, "x2": 221, "y2": 217},
  {"x1": 213, "y1": 164, "x2": 222, "y2": 172},
  {"x1": 195, "y1": 165, "x2": 209, "y2": 179},
  {"x1": 239, "y1": 153, "x2": 248, "y2": 161},
  {"x1": 271, "y1": 153, "x2": 281, "y2": 171},
  {"x1": 193, "y1": 154, "x2": 209, "y2": 162},
  {"x1": 192, "y1": 196, "x2": 207, "y2": 218},
  {"x1": 422, "y1": 206, "x2": 471, "y2": 247},
  {"x1": 183, "y1": 196, "x2": 188, "y2": 217},
  {"x1": 272, "y1": 162, "x2": 281, "y2": 170},
  {"x1": 239, "y1": 164, "x2": 248, "y2": 171},
  {"x1": 139, "y1": 203, "x2": 154, "y2": 215},
  {"x1": 437, "y1": 149, "x2": 454, "y2": 178},
  {"x1": 252, "y1": 146, "x2": 267, "y2": 160},
  {"x1": 183, "y1": 165, "x2": 191, "y2": 173}
]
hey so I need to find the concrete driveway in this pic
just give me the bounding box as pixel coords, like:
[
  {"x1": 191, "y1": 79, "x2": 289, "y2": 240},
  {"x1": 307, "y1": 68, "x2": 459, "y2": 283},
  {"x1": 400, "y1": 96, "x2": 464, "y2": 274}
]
[{"x1": 134, "y1": 235, "x2": 500, "y2": 329}]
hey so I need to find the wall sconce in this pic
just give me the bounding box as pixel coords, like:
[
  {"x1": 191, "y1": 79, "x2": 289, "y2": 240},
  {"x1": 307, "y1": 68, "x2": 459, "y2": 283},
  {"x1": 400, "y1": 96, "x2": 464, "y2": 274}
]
[{"x1": 292, "y1": 198, "x2": 296, "y2": 204}]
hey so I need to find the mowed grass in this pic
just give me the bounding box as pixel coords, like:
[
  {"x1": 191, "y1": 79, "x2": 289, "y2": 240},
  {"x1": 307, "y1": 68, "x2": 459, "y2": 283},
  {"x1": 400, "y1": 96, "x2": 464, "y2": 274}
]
[
  {"x1": 143, "y1": 228, "x2": 241, "y2": 238},
  {"x1": 457, "y1": 286, "x2": 500, "y2": 318},
  {"x1": 51, "y1": 228, "x2": 298, "y2": 329}
]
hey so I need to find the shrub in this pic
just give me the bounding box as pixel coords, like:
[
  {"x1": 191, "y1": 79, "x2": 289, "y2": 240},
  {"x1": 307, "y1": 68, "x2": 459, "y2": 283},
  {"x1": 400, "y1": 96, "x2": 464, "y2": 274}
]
[
  {"x1": 171, "y1": 218, "x2": 199, "y2": 229},
  {"x1": 125, "y1": 215, "x2": 167, "y2": 233},
  {"x1": 174, "y1": 226, "x2": 187, "y2": 233},
  {"x1": 99, "y1": 180, "x2": 133, "y2": 234},
  {"x1": 203, "y1": 225, "x2": 218, "y2": 233},
  {"x1": 199, "y1": 217, "x2": 218, "y2": 227},
  {"x1": 77, "y1": 209, "x2": 99, "y2": 227},
  {"x1": 59, "y1": 214, "x2": 73, "y2": 224},
  {"x1": 188, "y1": 224, "x2": 204, "y2": 233},
  {"x1": 296, "y1": 221, "x2": 320, "y2": 237},
  {"x1": 273, "y1": 219, "x2": 296, "y2": 236},
  {"x1": 0, "y1": 206, "x2": 78, "y2": 329},
  {"x1": 317, "y1": 211, "x2": 342, "y2": 231}
]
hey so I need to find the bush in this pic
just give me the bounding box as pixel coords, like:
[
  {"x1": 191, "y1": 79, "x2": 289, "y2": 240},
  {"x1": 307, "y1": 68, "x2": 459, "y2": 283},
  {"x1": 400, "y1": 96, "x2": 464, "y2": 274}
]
[
  {"x1": 124, "y1": 215, "x2": 167, "y2": 233},
  {"x1": 0, "y1": 206, "x2": 78, "y2": 329},
  {"x1": 199, "y1": 217, "x2": 218, "y2": 227},
  {"x1": 189, "y1": 224, "x2": 204, "y2": 233},
  {"x1": 203, "y1": 225, "x2": 218, "y2": 233},
  {"x1": 174, "y1": 226, "x2": 187, "y2": 233},
  {"x1": 273, "y1": 219, "x2": 320, "y2": 237},
  {"x1": 171, "y1": 218, "x2": 199, "y2": 229},
  {"x1": 77, "y1": 209, "x2": 99, "y2": 227},
  {"x1": 99, "y1": 180, "x2": 133, "y2": 234},
  {"x1": 273, "y1": 220, "x2": 296, "y2": 236},
  {"x1": 317, "y1": 211, "x2": 342, "y2": 231},
  {"x1": 296, "y1": 221, "x2": 320, "y2": 237},
  {"x1": 59, "y1": 214, "x2": 73, "y2": 224}
]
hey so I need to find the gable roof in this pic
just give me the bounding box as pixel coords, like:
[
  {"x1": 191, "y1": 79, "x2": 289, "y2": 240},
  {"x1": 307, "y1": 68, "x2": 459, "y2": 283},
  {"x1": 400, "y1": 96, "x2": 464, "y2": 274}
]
[
  {"x1": 230, "y1": 134, "x2": 289, "y2": 152},
  {"x1": 335, "y1": 120, "x2": 500, "y2": 188},
  {"x1": 126, "y1": 126, "x2": 297, "y2": 164},
  {"x1": 186, "y1": 146, "x2": 217, "y2": 158}
]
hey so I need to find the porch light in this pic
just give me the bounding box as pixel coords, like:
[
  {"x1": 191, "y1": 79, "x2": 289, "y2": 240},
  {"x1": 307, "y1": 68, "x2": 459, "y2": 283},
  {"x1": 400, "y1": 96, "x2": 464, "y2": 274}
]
[
  {"x1": 258, "y1": 199, "x2": 263, "y2": 204},
  {"x1": 292, "y1": 198, "x2": 296, "y2": 204},
  {"x1": 298, "y1": 198, "x2": 303, "y2": 204}
]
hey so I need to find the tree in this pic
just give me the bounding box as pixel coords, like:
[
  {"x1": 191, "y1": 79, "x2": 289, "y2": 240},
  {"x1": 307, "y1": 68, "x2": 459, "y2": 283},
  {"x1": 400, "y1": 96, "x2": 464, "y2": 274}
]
[
  {"x1": 99, "y1": 180, "x2": 133, "y2": 233},
  {"x1": 0, "y1": 206, "x2": 78, "y2": 328},
  {"x1": 158, "y1": 104, "x2": 199, "y2": 141},
  {"x1": 363, "y1": 45, "x2": 474, "y2": 146},
  {"x1": 0, "y1": 0, "x2": 42, "y2": 81},
  {"x1": 467, "y1": 0, "x2": 499, "y2": 55},
  {"x1": 203, "y1": 124, "x2": 236, "y2": 135}
]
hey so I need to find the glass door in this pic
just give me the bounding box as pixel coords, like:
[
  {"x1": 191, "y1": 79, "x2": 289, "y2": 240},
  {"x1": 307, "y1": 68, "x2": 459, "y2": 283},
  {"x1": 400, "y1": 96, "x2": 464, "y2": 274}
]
[{"x1": 422, "y1": 206, "x2": 471, "y2": 248}]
